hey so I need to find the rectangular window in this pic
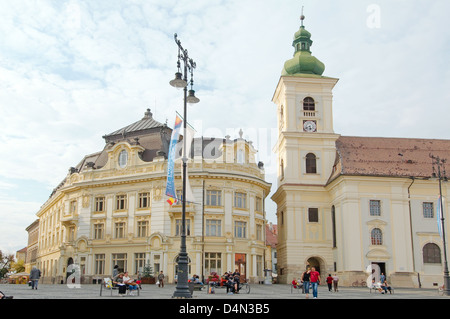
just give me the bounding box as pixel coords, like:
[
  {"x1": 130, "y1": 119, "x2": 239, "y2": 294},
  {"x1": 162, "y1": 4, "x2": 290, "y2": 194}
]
[
  {"x1": 256, "y1": 255, "x2": 263, "y2": 277},
  {"x1": 138, "y1": 192, "x2": 150, "y2": 209},
  {"x1": 234, "y1": 221, "x2": 247, "y2": 238},
  {"x1": 94, "y1": 223, "x2": 104, "y2": 239},
  {"x1": 70, "y1": 200, "x2": 77, "y2": 214},
  {"x1": 256, "y1": 224, "x2": 263, "y2": 240},
  {"x1": 205, "y1": 219, "x2": 222, "y2": 237},
  {"x1": 205, "y1": 252, "x2": 222, "y2": 275},
  {"x1": 206, "y1": 190, "x2": 222, "y2": 206},
  {"x1": 134, "y1": 253, "x2": 146, "y2": 275},
  {"x1": 234, "y1": 192, "x2": 247, "y2": 209},
  {"x1": 137, "y1": 221, "x2": 148, "y2": 237},
  {"x1": 112, "y1": 253, "x2": 127, "y2": 272},
  {"x1": 116, "y1": 194, "x2": 127, "y2": 210},
  {"x1": 175, "y1": 219, "x2": 191, "y2": 236},
  {"x1": 308, "y1": 208, "x2": 319, "y2": 223},
  {"x1": 95, "y1": 196, "x2": 105, "y2": 212},
  {"x1": 255, "y1": 196, "x2": 262, "y2": 212},
  {"x1": 423, "y1": 202, "x2": 434, "y2": 218},
  {"x1": 94, "y1": 254, "x2": 105, "y2": 275},
  {"x1": 369, "y1": 200, "x2": 381, "y2": 216},
  {"x1": 114, "y1": 222, "x2": 125, "y2": 238}
]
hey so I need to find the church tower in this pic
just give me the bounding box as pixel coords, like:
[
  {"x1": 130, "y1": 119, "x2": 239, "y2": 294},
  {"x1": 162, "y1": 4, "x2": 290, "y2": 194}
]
[{"x1": 272, "y1": 12, "x2": 340, "y2": 283}]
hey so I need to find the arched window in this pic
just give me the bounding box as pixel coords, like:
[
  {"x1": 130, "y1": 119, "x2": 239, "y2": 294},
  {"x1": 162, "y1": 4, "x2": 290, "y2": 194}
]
[
  {"x1": 371, "y1": 228, "x2": 383, "y2": 245},
  {"x1": 423, "y1": 243, "x2": 441, "y2": 264},
  {"x1": 303, "y1": 97, "x2": 315, "y2": 111},
  {"x1": 306, "y1": 153, "x2": 317, "y2": 174},
  {"x1": 280, "y1": 159, "x2": 284, "y2": 180}
]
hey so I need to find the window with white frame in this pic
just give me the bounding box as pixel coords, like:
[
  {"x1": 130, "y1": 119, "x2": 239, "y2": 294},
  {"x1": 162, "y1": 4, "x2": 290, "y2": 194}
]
[
  {"x1": 234, "y1": 192, "x2": 247, "y2": 209},
  {"x1": 175, "y1": 219, "x2": 191, "y2": 236},
  {"x1": 116, "y1": 194, "x2": 127, "y2": 210},
  {"x1": 369, "y1": 200, "x2": 381, "y2": 216},
  {"x1": 234, "y1": 221, "x2": 247, "y2": 238},
  {"x1": 205, "y1": 252, "x2": 222, "y2": 275},
  {"x1": 206, "y1": 190, "x2": 222, "y2": 206},
  {"x1": 137, "y1": 220, "x2": 148, "y2": 237},
  {"x1": 114, "y1": 222, "x2": 125, "y2": 238},
  {"x1": 94, "y1": 223, "x2": 104, "y2": 239},
  {"x1": 206, "y1": 219, "x2": 222, "y2": 237},
  {"x1": 423, "y1": 202, "x2": 434, "y2": 218},
  {"x1": 95, "y1": 196, "x2": 105, "y2": 212},
  {"x1": 138, "y1": 192, "x2": 150, "y2": 209},
  {"x1": 94, "y1": 254, "x2": 105, "y2": 275}
]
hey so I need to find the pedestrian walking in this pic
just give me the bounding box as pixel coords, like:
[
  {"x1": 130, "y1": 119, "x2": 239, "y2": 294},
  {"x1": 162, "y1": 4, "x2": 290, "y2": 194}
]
[
  {"x1": 29, "y1": 266, "x2": 41, "y2": 290},
  {"x1": 158, "y1": 270, "x2": 165, "y2": 287},
  {"x1": 332, "y1": 274, "x2": 339, "y2": 292},
  {"x1": 326, "y1": 274, "x2": 333, "y2": 292},
  {"x1": 301, "y1": 268, "x2": 311, "y2": 298},
  {"x1": 112, "y1": 265, "x2": 119, "y2": 278},
  {"x1": 309, "y1": 267, "x2": 321, "y2": 299}
]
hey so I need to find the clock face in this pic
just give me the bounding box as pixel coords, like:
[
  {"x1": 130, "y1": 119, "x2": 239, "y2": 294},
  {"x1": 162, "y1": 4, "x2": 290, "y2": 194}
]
[{"x1": 303, "y1": 120, "x2": 317, "y2": 132}]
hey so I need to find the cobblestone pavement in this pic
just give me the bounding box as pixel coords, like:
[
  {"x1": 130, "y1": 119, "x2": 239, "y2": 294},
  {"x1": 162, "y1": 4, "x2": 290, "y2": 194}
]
[{"x1": 1, "y1": 282, "x2": 447, "y2": 299}]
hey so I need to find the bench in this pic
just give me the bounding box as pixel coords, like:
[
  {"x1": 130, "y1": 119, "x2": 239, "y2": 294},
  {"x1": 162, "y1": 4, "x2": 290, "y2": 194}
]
[
  {"x1": 100, "y1": 278, "x2": 140, "y2": 296},
  {"x1": 369, "y1": 285, "x2": 394, "y2": 294}
]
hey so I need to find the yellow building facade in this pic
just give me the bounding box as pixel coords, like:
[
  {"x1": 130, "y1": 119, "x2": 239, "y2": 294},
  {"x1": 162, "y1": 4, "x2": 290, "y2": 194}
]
[
  {"x1": 31, "y1": 109, "x2": 271, "y2": 284},
  {"x1": 272, "y1": 16, "x2": 450, "y2": 288}
]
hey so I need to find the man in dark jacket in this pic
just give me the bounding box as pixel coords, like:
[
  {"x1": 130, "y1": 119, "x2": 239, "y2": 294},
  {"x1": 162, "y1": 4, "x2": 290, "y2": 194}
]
[{"x1": 30, "y1": 266, "x2": 41, "y2": 290}]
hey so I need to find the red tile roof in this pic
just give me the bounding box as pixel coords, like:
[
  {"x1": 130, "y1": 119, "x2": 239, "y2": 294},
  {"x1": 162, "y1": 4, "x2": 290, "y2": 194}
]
[
  {"x1": 266, "y1": 223, "x2": 278, "y2": 248},
  {"x1": 331, "y1": 136, "x2": 450, "y2": 181}
]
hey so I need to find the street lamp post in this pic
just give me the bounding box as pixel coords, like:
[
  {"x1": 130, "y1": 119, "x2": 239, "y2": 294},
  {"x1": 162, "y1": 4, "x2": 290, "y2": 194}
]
[
  {"x1": 170, "y1": 33, "x2": 200, "y2": 299},
  {"x1": 431, "y1": 154, "x2": 450, "y2": 296}
]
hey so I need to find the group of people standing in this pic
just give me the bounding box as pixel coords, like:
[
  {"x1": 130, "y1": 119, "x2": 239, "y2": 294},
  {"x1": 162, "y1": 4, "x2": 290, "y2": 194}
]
[{"x1": 293, "y1": 267, "x2": 340, "y2": 299}]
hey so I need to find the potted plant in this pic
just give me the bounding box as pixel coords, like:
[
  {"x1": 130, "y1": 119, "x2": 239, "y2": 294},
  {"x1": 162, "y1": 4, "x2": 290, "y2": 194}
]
[{"x1": 140, "y1": 264, "x2": 155, "y2": 284}]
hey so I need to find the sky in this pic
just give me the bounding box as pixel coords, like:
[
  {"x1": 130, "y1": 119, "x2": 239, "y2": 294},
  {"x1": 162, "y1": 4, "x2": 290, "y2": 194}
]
[{"x1": 1, "y1": 0, "x2": 449, "y2": 254}]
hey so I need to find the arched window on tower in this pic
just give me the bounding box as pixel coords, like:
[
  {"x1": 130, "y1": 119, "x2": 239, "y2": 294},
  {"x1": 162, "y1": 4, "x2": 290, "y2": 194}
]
[
  {"x1": 371, "y1": 228, "x2": 383, "y2": 245},
  {"x1": 423, "y1": 243, "x2": 441, "y2": 264},
  {"x1": 303, "y1": 97, "x2": 315, "y2": 111},
  {"x1": 305, "y1": 153, "x2": 317, "y2": 174}
]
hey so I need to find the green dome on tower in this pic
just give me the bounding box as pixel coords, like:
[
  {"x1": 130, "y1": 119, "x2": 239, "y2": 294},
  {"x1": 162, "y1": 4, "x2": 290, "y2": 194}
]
[{"x1": 282, "y1": 14, "x2": 325, "y2": 76}]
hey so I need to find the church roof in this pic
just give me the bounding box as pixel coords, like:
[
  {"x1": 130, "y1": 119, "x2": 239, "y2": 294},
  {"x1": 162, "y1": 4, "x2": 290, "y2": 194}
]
[
  {"x1": 282, "y1": 14, "x2": 325, "y2": 76},
  {"x1": 332, "y1": 136, "x2": 450, "y2": 181}
]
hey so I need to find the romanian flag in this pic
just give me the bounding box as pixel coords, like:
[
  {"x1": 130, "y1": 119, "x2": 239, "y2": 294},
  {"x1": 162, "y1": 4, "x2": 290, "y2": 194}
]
[{"x1": 167, "y1": 196, "x2": 177, "y2": 206}]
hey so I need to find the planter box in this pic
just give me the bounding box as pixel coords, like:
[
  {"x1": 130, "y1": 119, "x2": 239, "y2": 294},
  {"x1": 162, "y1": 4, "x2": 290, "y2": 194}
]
[{"x1": 141, "y1": 277, "x2": 156, "y2": 284}]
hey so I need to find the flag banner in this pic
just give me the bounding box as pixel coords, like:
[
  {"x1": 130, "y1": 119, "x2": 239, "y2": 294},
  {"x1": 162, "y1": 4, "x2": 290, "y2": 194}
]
[
  {"x1": 182, "y1": 124, "x2": 196, "y2": 203},
  {"x1": 437, "y1": 195, "x2": 444, "y2": 239},
  {"x1": 165, "y1": 115, "x2": 183, "y2": 201}
]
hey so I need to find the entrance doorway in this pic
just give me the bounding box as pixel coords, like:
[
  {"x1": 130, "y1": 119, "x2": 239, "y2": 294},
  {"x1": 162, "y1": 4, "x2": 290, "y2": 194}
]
[
  {"x1": 306, "y1": 257, "x2": 321, "y2": 274},
  {"x1": 235, "y1": 253, "x2": 246, "y2": 282},
  {"x1": 371, "y1": 262, "x2": 386, "y2": 282}
]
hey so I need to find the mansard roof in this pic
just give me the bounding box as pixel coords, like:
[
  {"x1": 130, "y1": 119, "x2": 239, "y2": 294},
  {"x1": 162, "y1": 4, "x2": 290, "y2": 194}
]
[{"x1": 102, "y1": 108, "x2": 166, "y2": 143}]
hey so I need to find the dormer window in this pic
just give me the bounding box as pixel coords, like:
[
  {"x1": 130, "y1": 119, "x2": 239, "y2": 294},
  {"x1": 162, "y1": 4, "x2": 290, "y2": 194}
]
[{"x1": 118, "y1": 150, "x2": 128, "y2": 168}]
